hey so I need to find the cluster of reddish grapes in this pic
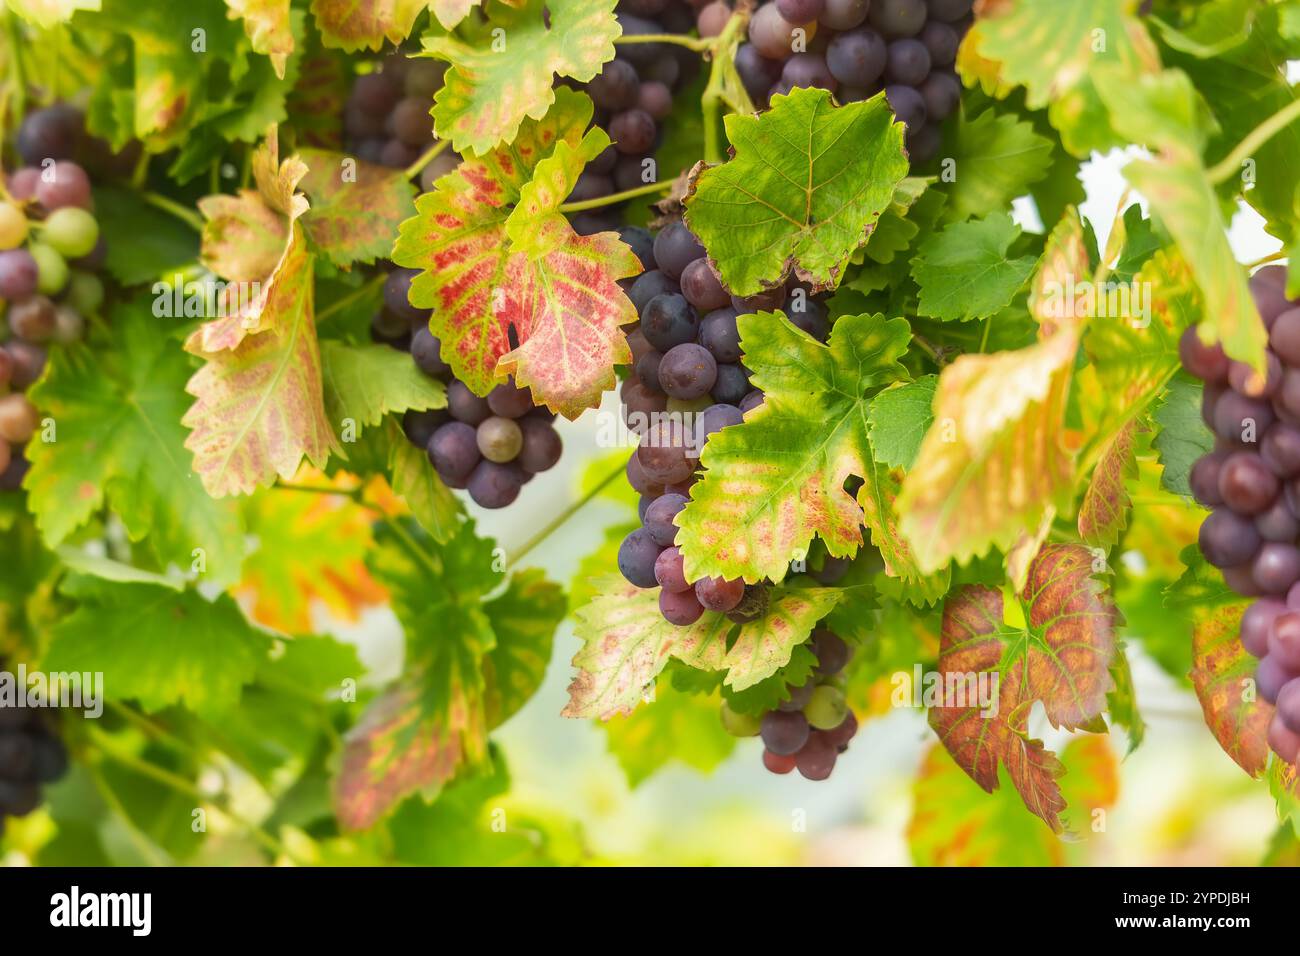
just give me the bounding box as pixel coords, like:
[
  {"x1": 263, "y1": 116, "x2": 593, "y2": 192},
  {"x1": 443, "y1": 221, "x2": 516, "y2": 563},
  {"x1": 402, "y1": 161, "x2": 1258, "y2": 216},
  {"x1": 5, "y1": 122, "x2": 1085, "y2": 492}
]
[
  {"x1": 1, "y1": 105, "x2": 108, "y2": 495},
  {"x1": 616, "y1": 219, "x2": 831, "y2": 625},
  {"x1": 729, "y1": 0, "x2": 970, "y2": 163},
  {"x1": 1180, "y1": 265, "x2": 1300, "y2": 764},
  {"x1": 720, "y1": 628, "x2": 858, "y2": 780},
  {"x1": 343, "y1": 54, "x2": 457, "y2": 186},
  {"x1": 0, "y1": 678, "x2": 69, "y2": 836}
]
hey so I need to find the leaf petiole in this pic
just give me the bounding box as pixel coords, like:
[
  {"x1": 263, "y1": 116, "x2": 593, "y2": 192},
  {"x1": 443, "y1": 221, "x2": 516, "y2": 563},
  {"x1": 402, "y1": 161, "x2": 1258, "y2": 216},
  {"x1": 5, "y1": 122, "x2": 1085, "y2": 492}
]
[
  {"x1": 138, "y1": 190, "x2": 205, "y2": 232},
  {"x1": 614, "y1": 33, "x2": 712, "y2": 52},
  {"x1": 558, "y1": 178, "x2": 674, "y2": 213},
  {"x1": 1207, "y1": 95, "x2": 1300, "y2": 185},
  {"x1": 505, "y1": 455, "x2": 627, "y2": 571},
  {"x1": 405, "y1": 138, "x2": 452, "y2": 180}
]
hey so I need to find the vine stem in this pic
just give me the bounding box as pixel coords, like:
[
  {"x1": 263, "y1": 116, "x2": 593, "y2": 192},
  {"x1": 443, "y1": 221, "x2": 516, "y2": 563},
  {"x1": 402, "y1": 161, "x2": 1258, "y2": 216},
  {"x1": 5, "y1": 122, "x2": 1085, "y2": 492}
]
[
  {"x1": 274, "y1": 481, "x2": 365, "y2": 502},
  {"x1": 139, "y1": 190, "x2": 205, "y2": 232},
  {"x1": 1246, "y1": 249, "x2": 1287, "y2": 270},
  {"x1": 614, "y1": 33, "x2": 712, "y2": 52},
  {"x1": 1207, "y1": 96, "x2": 1300, "y2": 185},
  {"x1": 558, "y1": 178, "x2": 674, "y2": 213},
  {"x1": 700, "y1": 12, "x2": 750, "y2": 165},
  {"x1": 316, "y1": 273, "x2": 386, "y2": 323},
  {"x1": 87, "y1": 763, "x2": 169, "y2": 867},
  {"x1": 505, "y1": 456, "x2": 627, "y2": 571},
  {"x1": 911, "y1": 333, "x2": 946, "y2": 367},
  {"x1": 405, "y1": 138, "x2": 451, "y2": 180}
]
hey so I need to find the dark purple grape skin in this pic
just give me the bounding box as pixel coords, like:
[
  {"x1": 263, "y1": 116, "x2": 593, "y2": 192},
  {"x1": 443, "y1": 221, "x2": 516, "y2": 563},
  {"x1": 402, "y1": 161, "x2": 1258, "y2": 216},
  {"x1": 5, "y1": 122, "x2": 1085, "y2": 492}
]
[
  {"x1": 1251, "y1": 265, "x2": 1290, "y2": 328},
  {"x1": 1199, "y1": 508, "x2": 1261, "y2": 568},
  {"x1": 782, "y1": 52, "x2": 838, "y2": 92},
  {"x1": 644, "y1": 492, "x2": 689, "y2": 546},
  {"x1": 654, "y1": 545, "x2": 690, "y2": 592},
  {"x1": 680, "y1": 258, "x2": 730, "y2": 311},
  {"x1": 653, "y1": 223, "x2": 706, "y2": 280},
  {"x1": 16, "y1": 104, "x2": 82, "y2": 165},
  {"x1": 410, "y1": 328, "x2": 450, "y2": 378},
  {"x1": 658, "y1": 343, "x2": 718, "y2": 400},
  {"x1": 636, "y1": 350, "x2": 666, "y2": 393},
  {"x1": 919, "y1": 20, "x2": 959, "y2": 64},
  {"x1": 1270, "y1": 309, "x2": 1300, "y2": 366},
  {"x1": 1258, "y1": 655, "x2": 1294, "y2": 705},
  {"x1": 641, "y1": 293, "x2": 700, "y2": 352},
  {"x1": 826, "y1": 28, "x2": 888, "y2": 87},
  {"x1": 786, "y1": 297, "x2": 830, "y2": 340},
  {"x1": 384, "y1": 268, "x2": 429, "y2": 325},
  {"x1": 659, "y1": 586, "x2": 705, "y2": 625},
  {"x1": 698, "y1": 402, "x2": 743, "y2": 440},
  {"x1": 516, "y1": 417, "x2": 562, "y2": 473},
  {"x1": 637, "y1": 420, "x2": 695, "y2": 484},
  {"x1": 885, "y1": 84, "x2": 927, "y2": 128},
  {"x1": 919, "y1": 71, "x2": 961, "y2": 122},
  {"x1": 761, "y1": 710, "x2": 811, "y2": 755},
  {"x1": 733, "y1": 286, "x2": 787, "y2": 313},
  {"x1": 0, "y1": 249, "x2": 40, "y2": 300},
  {"x1": 1262, "y1": 424, "x2": 1300, "y2": 477},
  {"x1": 736, "y1": 43, "x2": 785, "y2": 101},
  {"x1": 1242, "y1": 599, "x2": 1286, "y2": 657},
  {"x1": 795, "y1": 733, "x2": 837, "y2": 780},
  {"x1": 568, "y1": 172, "x2": 613, "y2": 204},
  {"x1": 446, "y1": 380, "x2": 492, "y2": 425},
  {"x1": 868, "y1": 0, "x2": 927, "y2": 37},
  {"x1": 629, "y1": 270, "x2": 678, "y2": 316},
  {"x1": 35, "y1": 161, "x2": 92, "y2": 210},
  {"x1": 812, "y1": 629, "x2": 851, "y2": 675},
  {"x1": 1212, "y1": 390, "x2": 1275, "y2": 443},
  {"x1": 487, "y1": 378, "x2": 534, "y2": 418},
  {"x1": 885, "y1": 38, "x2": 931, "y2": 85},
  {"x1": 912, "y1": 123, "x2": 945, "y2": 165},
  {"x1": 700, "y1": 308, "x2": 742, "y2": 363},
  {"x1": 695, "y1": 576, "x2": 745, "y2": 612},
  {"x1": 1254, "y1": 543, "x2": 1300, "y2": 594},
  {"x1": 403, "y1": 408, "x2": 448, "y2": 449},
  {"x1": 610, "y1": 109, "x2": 658, "y2": 154},
  {"x1": 778, "y1": 0, "x2": 826, "y2": 23},
  {"x1": 740, "y1": 390, "x2": 765, "y2": 415},
  {"x1": 588, "y1": 58, "x2": 641, "y2": 111},
  {"x1": 428, "y1": 422, "x2": 481, "y2": 485},
  {"x1": 1276, "y1": 679, "x2": 1300, "y2": 733},
  {"x1": 1189, "y1": 451, "x2": 1227, "y2": 506},
  {"x1": 618, "y1": 226, "x2": 656, "y2": 271},
  {"x1": 1218, "y1": 451, "x2": 1279, "y2": 514},
  {"x1": 1255, "y1": 497, "x2": 1299, "y2": 542},
  {"x1": 638, "y1": 80, "x2": 673, "y2": 119},
  {"x1": 1228, "y1": 353, "x2": 1281, "y2": 398},
  {"x1": 926, "y1": 0, "x2": 973, "y2": 21},
  {"x1": 1179, "y1": 326, "x2": 1229, "y2": 382},
  {"x1": 709, "y1": 363, "x2": 750, "y2": 405},
  {"x1": 467, "y1": 460, "x2": 526, "y2": 508},
  {"x1": 777, "y1": 681, "x2": 816, "y2": 713}
]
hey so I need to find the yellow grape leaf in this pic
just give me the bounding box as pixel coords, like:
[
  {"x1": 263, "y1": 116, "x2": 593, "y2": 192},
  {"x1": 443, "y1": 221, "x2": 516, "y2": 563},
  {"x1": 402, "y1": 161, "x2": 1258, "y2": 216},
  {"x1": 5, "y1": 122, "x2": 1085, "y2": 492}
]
[{"x1": 226, "y1": 0, "x2": 294, "y2": 79}]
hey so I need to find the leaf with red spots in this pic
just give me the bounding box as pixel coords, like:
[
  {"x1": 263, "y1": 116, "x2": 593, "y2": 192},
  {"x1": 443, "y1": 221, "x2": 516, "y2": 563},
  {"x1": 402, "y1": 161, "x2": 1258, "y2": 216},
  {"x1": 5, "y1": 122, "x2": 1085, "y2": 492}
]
[
  {"x1": 564, "y1": 575, "x2": 840, "y2": 720},
  {"x1": 393, "y1": 88, "x2": 636, "y2": 416},
  {"x1": 675, "y1": 311, "x2": 910, "y2": 585},
  {"x1": 334, "y1": 519, "x2": 564, "y2": 829},
  {"x1": 309, "y1": 0, "x2": 427, "y2": 52},
  {"x1": 928, "y1": 544, "x2": 1117, "y2": 831},
  {"x1": 298, "y1": 148, "x2": 417, "y2": 268},
  {"x1": 424, "y1": 0, "x2": 620, "y2": 155},
  {"x1": 1077, "y1": 420, "x2": 1137, "y2": 548}
]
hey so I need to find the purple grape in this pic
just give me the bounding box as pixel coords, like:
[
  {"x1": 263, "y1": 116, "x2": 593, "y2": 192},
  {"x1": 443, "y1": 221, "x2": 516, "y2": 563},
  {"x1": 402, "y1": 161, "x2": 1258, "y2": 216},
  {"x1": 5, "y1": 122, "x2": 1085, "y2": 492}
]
[
  {"x1": 736, "y1": 43, "x2": 784, "y2": 101},
  {"x1": 35, "y1": 161, "x2": 92, "y2": 210},
  {"x1": 658, "y1": 343, "x2": 718, "y2": 399},
  {"x1": 1198, "y1": 508, "x2": 1261, "y2": 568},
  {"x1": 698, "y1": 402, "x2": 743, "y2": 440},
  {"x1": 1270, "y1": 309, "x2": 1300, "y2": 365},
  {"x1": 403, "y1": 408, "x2": 447, "y2": 449},
  {"x1": 516, "y1": 417, "x2": 562, "y2": 473},
  {"x1": 638, "y1": 81, "x2": 673, "y2": 119},
  {"x1": 16, "y1": 104, "x2": 82, "y2": 165},
  {"x1": 389, "y1": 98, "x2": 434, "y2": 146},
  {"x1": 885, "y1": 38, "x2": 931, "y2": 85},
  {"x1": 1269, "y1": 611, "x2": 1300, "y2": 671},
  {"x1": 885, "y1": 84, "x2": 927, "y2": 128},
  {"x1": 740, "y1": 390, "x2": 765, "y2": 415},
  {"x1": 660, "y1": 587, "x2": 705, "y2": 625},
  {"x1": 1257, "y1": 654, "x2": 1293, "y2": 704},
  {"x1": 467, "y1": 460, "x2": 526, "y2": 508},
  {"x1": 1228, "y1": 353, "x2": 1281, "y2": 398},
  {"x1": 0, "y1": 249, "x2": 39, "y2": 300},
  {"x1": 655, "y1": 545, "x2": 690, "y2": 592},
  {"x1": 820, "y1": 0, "x2": 871, "y2": 30},
  {"x1": 610, "y1": 109, "x2": 657, "y2": 154},
  {"x1": 700, "y1": 308, "x2": 742, "y2": 363},
  {"x1": 1276, "y1": 679, "x2": 1300, "y2": 733},
  {"x1": 1262, "y1": 424, "x2": 1300, "y2": 477},
  {"x1": 919, "y1": 71, "x2": 961, "y2": 122},
  {"x1": 411, "y1": 328, "x2": 449, "y2": 377},
  {"x1": 926, "y1": 0, "x2": 973, "y2": 21},
  {"x1": 812, "y1": 628, "x2": 851, "y2": 675},
  {"x1": 795, "y1": 733, "x2": 837, "y2": 780},
  {"x1": 1218, "y1": 452, "x2": 1279, "y2": 514},
  {"x1": 1255, "y1": 497, "x2": 1299, "y2": 542},
  {"x1": 1253, "y1": 543, "x2": 1300, "y2": 594},
  {"x1": 487, "y1": 377, "x2": 534, "y2": 418},
  {"x1": 1242, "y1": 599, "x2": 1286, "y2": 657},
  {"x1": 920, "y1": 20, "x2": 959, "y2": 65},
  {"x1": 384, "y1": 268, "x2": 428, "y2": 325},
  {"x1": 653, "y1": 223, "x2": 707, "y2": 280},
  {"x1": 637, "y1": 419, "x2": 695, "y2": 484},
  {"x1": 428, "y1": 422, "x2": 481, "y2": 486},
  {"x1": 642, "y1": 292, "x2": 700, "y2": 351},
  {"x1": 588, "y1": 59, "x2": 641, "y2": 111},
  {"x1": 868, "y1": 0, "x2": 927, "y2": 37},
  {"x1": 778, "y1": 0, "x2": 825, "y2": 22},
  {"x1": 636, "y1": 350, "x2": 666, "y2": 393},
  {"x1": 695, "y1": 576, "x2": 745, "y2": 612},
  {"x1": 446, "y1": 380, "x2": 492, "y2": 425},
  {"x1": 629, "y1": 270, "x2": 678, "y2": 316},
  {"x1": 619, "y1": 225, "x2": 656, "y2": 271},
  {"x1": 782, "y1": 52, "x2": 838, "y2": 92},
  {"x1": 1179, "y1": 326, "x2": 1229, "y2": 382},
  {"x1": 1189, "y1": 451, "x2": 1227, "y2": 506},
  {"x1": 761, "y1": 710, "x2": 811, "y2": 754},
  {"x1": 1212, "y1": 391, "x2": 1274, "y2": 443},
  {"x1": 645, "y1": 492, "x2": 689, "y2": 546},
  {"x1": 680, "y1": 258, "x2": 730, "y2": 311}
]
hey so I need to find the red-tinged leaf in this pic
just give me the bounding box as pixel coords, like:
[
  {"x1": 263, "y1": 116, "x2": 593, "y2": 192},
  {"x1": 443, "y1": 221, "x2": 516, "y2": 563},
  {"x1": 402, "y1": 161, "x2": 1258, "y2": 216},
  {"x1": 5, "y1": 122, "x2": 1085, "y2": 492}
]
[
  {"x1": 227, "y1": 0, "x2": 294, "y2": 79},
  {"x1": 1189, "y1": 597, "x2": 1271, "y2": 777},
  {"x1": 929, "y1": 544, "x2": 1117, "y2": 831},
  {"x1": 430, "y1": 0, "x2": 477, "y2": 28},
  {"x1": 286, "y1": 42, "x2": 349, "y2": 149},
  {"x1": 393, "y1": 88, "x2": 636, "y2": 416},
  {"x1": 1028, "y1": 206, "x2": 1091, "y2": 336},
  {"x1": 298, "y1": 148, "x2": 417, "y2": 268},
  {"x1": 1077, "y1": 420, "x2": 1137, "y2": 548},
  {"x1": 309, "y1": 0, "x2": 427, "y2": 52},
  {"x1": 184, "y1": 230, "x2": 341, "y2": 496},
  {"x1": 197, "y1": 191, "x2": 286, "y2": 285}
]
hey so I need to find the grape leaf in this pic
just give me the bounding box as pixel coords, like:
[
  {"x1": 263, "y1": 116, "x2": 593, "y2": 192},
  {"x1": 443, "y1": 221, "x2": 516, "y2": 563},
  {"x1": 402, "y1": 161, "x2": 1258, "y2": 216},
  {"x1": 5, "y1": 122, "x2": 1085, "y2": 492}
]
[
  {"x1": 928, "y1": 544, "x2": 1117, "y2": 831},
  {"x1": 967, "y1": 0, "x2": 1161, "y2": 156},
  {"x1": 860, "y1": 177, "x2": 933, "y2": 265},
  {"x1": 393, "y1": 88, "x2": 637, "y2": 416},
  {"x1": 481, "y1": 568, "x2": 565, "y2": 727},
  {"x1": 1152, "y1": 374, "x2": 1213, "y2": 498},
  {"x1": 912, "y1": 213, "x2": 1038, "y2": 322},
  {"x1": 46, "y1": 576, "x2": 267, "y2": 717},
  {"x1": 859, "y1": 464, "x2": 950, "y2": 606},
  {"x1": 227, "y1": 0, "x2": 294, "y2": 78},
  {"x1": 382, "y1": 418, "x2": 462, "y2": 543},
  {"x1": 298, "y1": 149, "x2": 418, "y2": 268},
  {"x1": 23, "y1": 304, "x2": 245, "y2": 587},
  {"x1": 1077, "y1": 419, "x2": 1136, "y2": 549},
  {"x1": 683, "y1": 87, "x2": 907, "y2": 296},
  {"x1": 6, "y1": 0, "x2": 99, "y2": 27},
  {"x1": 939, "y1": 109, "x2": 1052, "y2": 223},
  {"x1": 601, "y1": 677, "x2": 736, "y2": 786},
  {"x1": 235, "y1": 485, "x2": 387, "y2": 632},
  {"x1": 1188, "y1": 590, "x2": 1270, "y2": 777},
  {"x1": 425, "y1": 0, "x2": 620, "y2": 155},
  {"x1": 867, "y1": 376, "x2": 936, "y2": 470},
  {"x1": 320, "y1": 340, "x2": 446, "y2": 431},
  {"x1": 564, "y1": 575, "x2": 840, "y2": 719},
  {"x1": 94, "y1": 186, "x2": 201, "y2": 287},
  {"x1": 309, "y1": 0, "x2": 428, "y2": 51},
  {"x1": 677, "y1": 311, "x2": 909, "y2": 585}
]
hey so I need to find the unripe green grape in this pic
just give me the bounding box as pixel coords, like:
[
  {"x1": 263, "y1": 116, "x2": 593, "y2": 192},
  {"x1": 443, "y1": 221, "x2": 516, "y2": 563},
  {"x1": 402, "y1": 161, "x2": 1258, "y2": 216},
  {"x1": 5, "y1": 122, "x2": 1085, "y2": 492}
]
[
  {"x1": 29, "y1": 242, "x2": 68, "y2": 295},
  {"x1": 666, "y1": 394, "x2": 712, "y2": 414},
  {"x1": 720, "y1": 700, "x2": 761, "y2": 737},
  {"x1": 0, "y1": 202, "x2": 28, "y2": 250},
  {"x1": 804, "y1": 684, "x2": 848, "y2": 730},
  {"x1": 41, "y1": 206, "x2": 99, "y2": 259},
  {"x1": 66, "y1": 271, "x2": 103, "y2": 314},
  {"x1": 476, "y1": 415, "x2": 523, "y2": 463}
]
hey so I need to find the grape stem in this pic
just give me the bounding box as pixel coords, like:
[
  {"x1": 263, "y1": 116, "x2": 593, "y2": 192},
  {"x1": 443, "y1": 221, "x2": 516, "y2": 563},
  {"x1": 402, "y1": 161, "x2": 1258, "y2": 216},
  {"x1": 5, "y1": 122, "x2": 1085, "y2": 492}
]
[
  {"x1": 405, "y1": 138, "x2": 452, "y2": 180},
  {"x1": 1245, "y1": 249, "x2": 1287, "y2": 270},
  {"x1": 274, "y1": 481, "x2": 365, "y2": 502},
  {"x1": 138, "y1": 190, "x2": 206, "y2": 232},
  {"x1": 1207, "y1": 95, "x2": 1300, "y2": 185},
  {"x1": 558, "y1": 178, "x2": 674, "y2": 213},
  {"x1": 701, "y1": 12, "x2": 751, "y2": 165},
  {"x1": 315, "y1": 273, "x2": 386, "y2": 323},
  {"x1": 614, "y1": 33, "x2": 713, "y2": 52},
  {"x1": 505, "y1": 455, "x2": 627, "y2": 571}
]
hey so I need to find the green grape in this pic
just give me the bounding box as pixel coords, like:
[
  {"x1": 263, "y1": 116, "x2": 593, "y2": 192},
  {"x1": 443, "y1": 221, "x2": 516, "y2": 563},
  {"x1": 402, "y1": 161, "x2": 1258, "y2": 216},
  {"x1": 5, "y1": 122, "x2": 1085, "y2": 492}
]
[
  {"x1": 29, "y1": 242, "x2": 68, "y2": 295},
  {"x1": 0, "y1": 202, "x2": 28, "y2": 250},
  {"x1": 719, "y1": 700, "x2": 761, "y2": 737},
  {"x1": 476, "y1": 415, "x2": 523, "y2": 463},
  {"x1": 41, "y1": 206, "x2": 98, "y2": 259},
  {"x1": 66, "y1": 271, "x2": 104, "y2": 314},
  {"x1": 666, "y1": 394, "x2": 712, "y2": 414},
  {"x1": 804, "y1": 684, "x2": 848, "y2": 730}
]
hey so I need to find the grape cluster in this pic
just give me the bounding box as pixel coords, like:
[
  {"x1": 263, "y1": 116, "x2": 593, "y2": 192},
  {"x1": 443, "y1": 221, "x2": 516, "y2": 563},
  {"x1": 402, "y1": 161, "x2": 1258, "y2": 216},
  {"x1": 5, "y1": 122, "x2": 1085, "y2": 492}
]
[
  {"x1": 343, "y1": 54, "x2": 459, "y2": 186},
  {"x1": 720, "y1": 627, "x2": 859, "y2": 780},
  {"x1": 616, "y1": 219, "x2": 831, "y2": 624},
  {"x1": 0, "y1": 675, "x2": 69, "y2": 836},
  {"x1": 1181, "y1": 265, "x2": 1300, "y2": 764},
  {"x1": 733, "y1": 0, "x2": 970, "y2": 163},
  {"x1": 1, "y1": 105, "x2": 107, "y2": 495}
]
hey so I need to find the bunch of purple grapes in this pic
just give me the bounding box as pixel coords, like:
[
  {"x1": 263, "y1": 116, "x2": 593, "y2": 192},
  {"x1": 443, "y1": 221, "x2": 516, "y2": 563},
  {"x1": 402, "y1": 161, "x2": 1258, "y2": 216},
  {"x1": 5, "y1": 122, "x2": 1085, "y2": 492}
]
[
  {"x1": 720, "y1": 627, "x2": 859, "y2": 780},
  {"x1": 729, "y1": 0, "x2": 970, "y2": 163},
  {"x1": 1, "y1": 105, "x2": 108, "y2": 495},
  {"x1": 615, "y1": 219, "x2": 832, "y2": 625},
  {"x1": 0, "y1": 673, "x2": 69, "y2": 836},
  {"x1": 1181, "y1": 265, "x2": 1300, "y2": 765},
  {"x1": 343, "y1": 54, "x2": 459, "y2": 187}
]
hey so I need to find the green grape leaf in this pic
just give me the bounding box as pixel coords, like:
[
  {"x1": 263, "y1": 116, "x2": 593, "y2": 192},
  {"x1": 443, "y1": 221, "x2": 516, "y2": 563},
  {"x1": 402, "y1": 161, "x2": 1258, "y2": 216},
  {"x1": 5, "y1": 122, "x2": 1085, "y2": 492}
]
[
  {"x1": 912, "y1": 213, "x2": 1038, "y2": 322},
  {"x1": 320, "y1": 341, "x2": 446, "y2": 431},
  {"x1": 1107, "y1": 643, "x2": 1146, "y2": 754},
  {"x1": 425, "y1": 0, "x2": 620, "y2": 155},
  {"x1": 1077, "y1": 419, "x2": 1136, "y2": 549},
  {"x1": 677, "y1": 312, "x2": 909, "y2": 584},
  {"x1": 564, "y1": 575, "x2": 840, "y2": 719},
  {"x1": 93, "y1": 185, "x2": 200, "y2": 287},
  {"x1": 23, "y1": 304, "x2": 245, "y2": 587},
  {"x1": 859, "y1": 464, "x2": 950, "y2": 606},
  {"x1": 383, "y1": 418, "x2": 462, "y2": 543},
  {"x1": 6, "y1": 0, "x2": 99, "y2": 27},
  {"x1": 46, "y1": 577, "x2": 266, "y2": 717},
  {"x1": 393, "y1": 89, "x2": 636, "y2": 417},
  {"x1": 309, "y1": 0, "x2": 428, "y2": 51},
  {"x1": 683, "y1": 87, "x2": 908, "y2": 296},
  {"x1": 928, "y1": 544, "x2": 1118, "y2": 832},
  {"x1": 967, "y1": 0, "x2": 1161, "y2": 156},
  {"x1": 298, "y1": 148, "x2": 418, "y2": 268},
  {"x1": 1188, "y1": 589, "x2": 1270, "y2": 777},
  {"x1": 1152, "y1": 375, "x2": 1212, "y2": 498},
  {"x1": 939, "y1": 109, "x2": 1052, "y2": 223},
  {"x1": 860, "y1": 177, "x2": 933, "y2": 265},
  {"x1": 601, "y1": 677, "x2": 737, "y2": 786},
  {"x1": 226, "y1": 0, "x2": 294, "y2": 78},
  {"x1": 482, "y1": 568, "x2": 565, "y2": 727},
  {"x1": 867, "y1": 376, "x2": 936, "y2": 470}
]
